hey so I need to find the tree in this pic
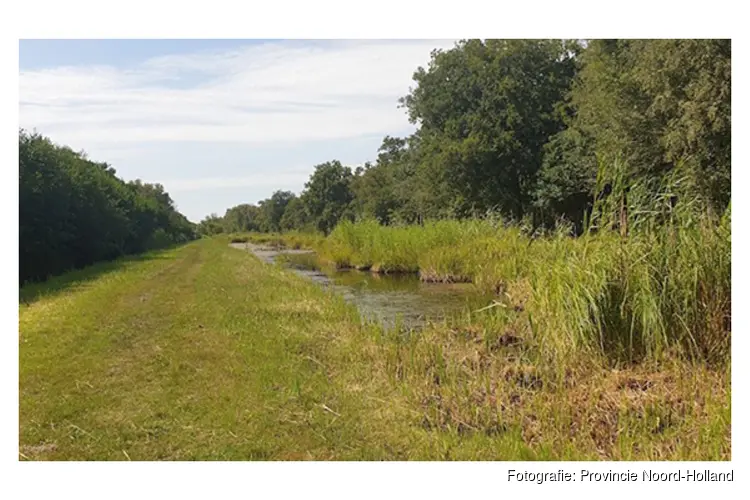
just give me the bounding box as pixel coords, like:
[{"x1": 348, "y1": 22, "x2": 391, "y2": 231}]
[
  {"x1": 279, "y1": 196, "x2": 311, "y2": 231},
  {"x1": 400, "y1": 39, "x2": 580, "y2": 219},
  {"x1": 222, "y1": 204, "x2": 261, "y2": 233},
  {"x1": 629, "y1": 39, "x2": 731, "y2": 212},
  {"x1": 348, "y1": 136, "x2": 427, "y2": 225},
  {"x1": 197, "y1": 214, "x2": 226, "y2": 236},
  {"x1": 301, "y1": 161, "x2": 355, "y2": 234},
  {"x1": 258, "y1": 190, "x2": 296, "y2": 232},
  {"x1": 534, "y1": 39, "x2": 731, "y2": 227}
]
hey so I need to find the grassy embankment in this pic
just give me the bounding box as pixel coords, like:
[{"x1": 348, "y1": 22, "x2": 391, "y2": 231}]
[{"x1": 20, "y1": 216, "x2": 729, "y2": 459}]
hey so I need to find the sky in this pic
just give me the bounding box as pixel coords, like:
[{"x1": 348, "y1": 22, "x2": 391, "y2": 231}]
[{"x1": 19, "y1": 39, "x2": 457, "y2": 222}]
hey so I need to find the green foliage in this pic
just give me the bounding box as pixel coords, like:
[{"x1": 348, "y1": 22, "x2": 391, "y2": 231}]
[
  {"x1": 630, "y1": 39, "x2": 731, "y2": 212},
  {"x1": 535, "y1": 39, "x2": 731, "y2": 224},
  {"x1": 400, "y1": 39, "x2": 580, "y2": 218},
  {"x1": 349, "y1": 137, "x2": 424, "y2": 225},
  {"x1": 197, "y1": 213, "x2": 226, "y2": 236},
  {"x1": 533, "y1": 126, "x2": 597, "y2": 231},
  {"x1": 300, "y1": 160, "x2": 355, "y2": 234},
  {"x1": 220, "y1": 204, "x2": 261, "y2": 234},
  {"x1": 19, "y1": 130, "x2": 196, "y2": 284},
  {"x1": 279, "y1": 196, "x2": 312, "y2": 231},
  {"x1": 258, "y1": 190, "x2": 296, "y2": 232}
]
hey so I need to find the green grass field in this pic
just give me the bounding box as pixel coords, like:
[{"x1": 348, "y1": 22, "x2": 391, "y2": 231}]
[{"x1": 19, "y1": 238, "x2": 730, "y2": 460}]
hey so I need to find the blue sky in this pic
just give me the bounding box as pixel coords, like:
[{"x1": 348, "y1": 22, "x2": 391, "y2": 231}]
[{"x1": 19, "y1": 39, "x2": 456, "y2": 222}]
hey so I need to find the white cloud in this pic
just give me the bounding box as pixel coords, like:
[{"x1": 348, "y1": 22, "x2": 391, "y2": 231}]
[{"x1": 19, "y1": 40, "x2": 457, "y2": 149}]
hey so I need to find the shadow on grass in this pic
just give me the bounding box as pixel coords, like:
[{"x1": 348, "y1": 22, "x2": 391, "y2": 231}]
[{"x1": 19, "y1": 245, "x2": 181, "y2": 306}]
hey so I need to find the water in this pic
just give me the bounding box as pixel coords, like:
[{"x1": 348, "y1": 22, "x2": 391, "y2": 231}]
[{"x1": 231, "y1": 243, "x2": 490, "y2": 330}]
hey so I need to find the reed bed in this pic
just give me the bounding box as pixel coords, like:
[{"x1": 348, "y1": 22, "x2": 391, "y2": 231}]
[{"x1": 269, "y1": 203, "x2": 729, "y2": 365}]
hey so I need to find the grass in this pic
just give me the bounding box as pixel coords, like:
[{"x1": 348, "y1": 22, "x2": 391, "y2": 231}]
[
  {"x1": 19, "y1": 239, "x2": 410, "y2": 460},
  {"x1": 19, "y1": 236, "x2": 730, "y2": 460},
  {"x1": 280, "y1": 208, "x2": 729, "y2": 366}
]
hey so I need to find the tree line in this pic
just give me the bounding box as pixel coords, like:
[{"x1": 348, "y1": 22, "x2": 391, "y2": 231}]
[
  {"x1": 201, "y1": 39, "x2": 730, "y2": 236},
  {"x1": 19, "y1": 130, "x2": 196, "y2": 284}
]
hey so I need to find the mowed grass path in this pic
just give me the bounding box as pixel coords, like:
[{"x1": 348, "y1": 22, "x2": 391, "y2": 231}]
[{"x1": 19, "y1": 239, "x2": 421, "y2": 460}]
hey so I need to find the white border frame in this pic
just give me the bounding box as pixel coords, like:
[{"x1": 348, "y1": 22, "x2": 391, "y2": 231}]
[{"x1": 4, "y1": 1, "x2": 746, "y2": 498}]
